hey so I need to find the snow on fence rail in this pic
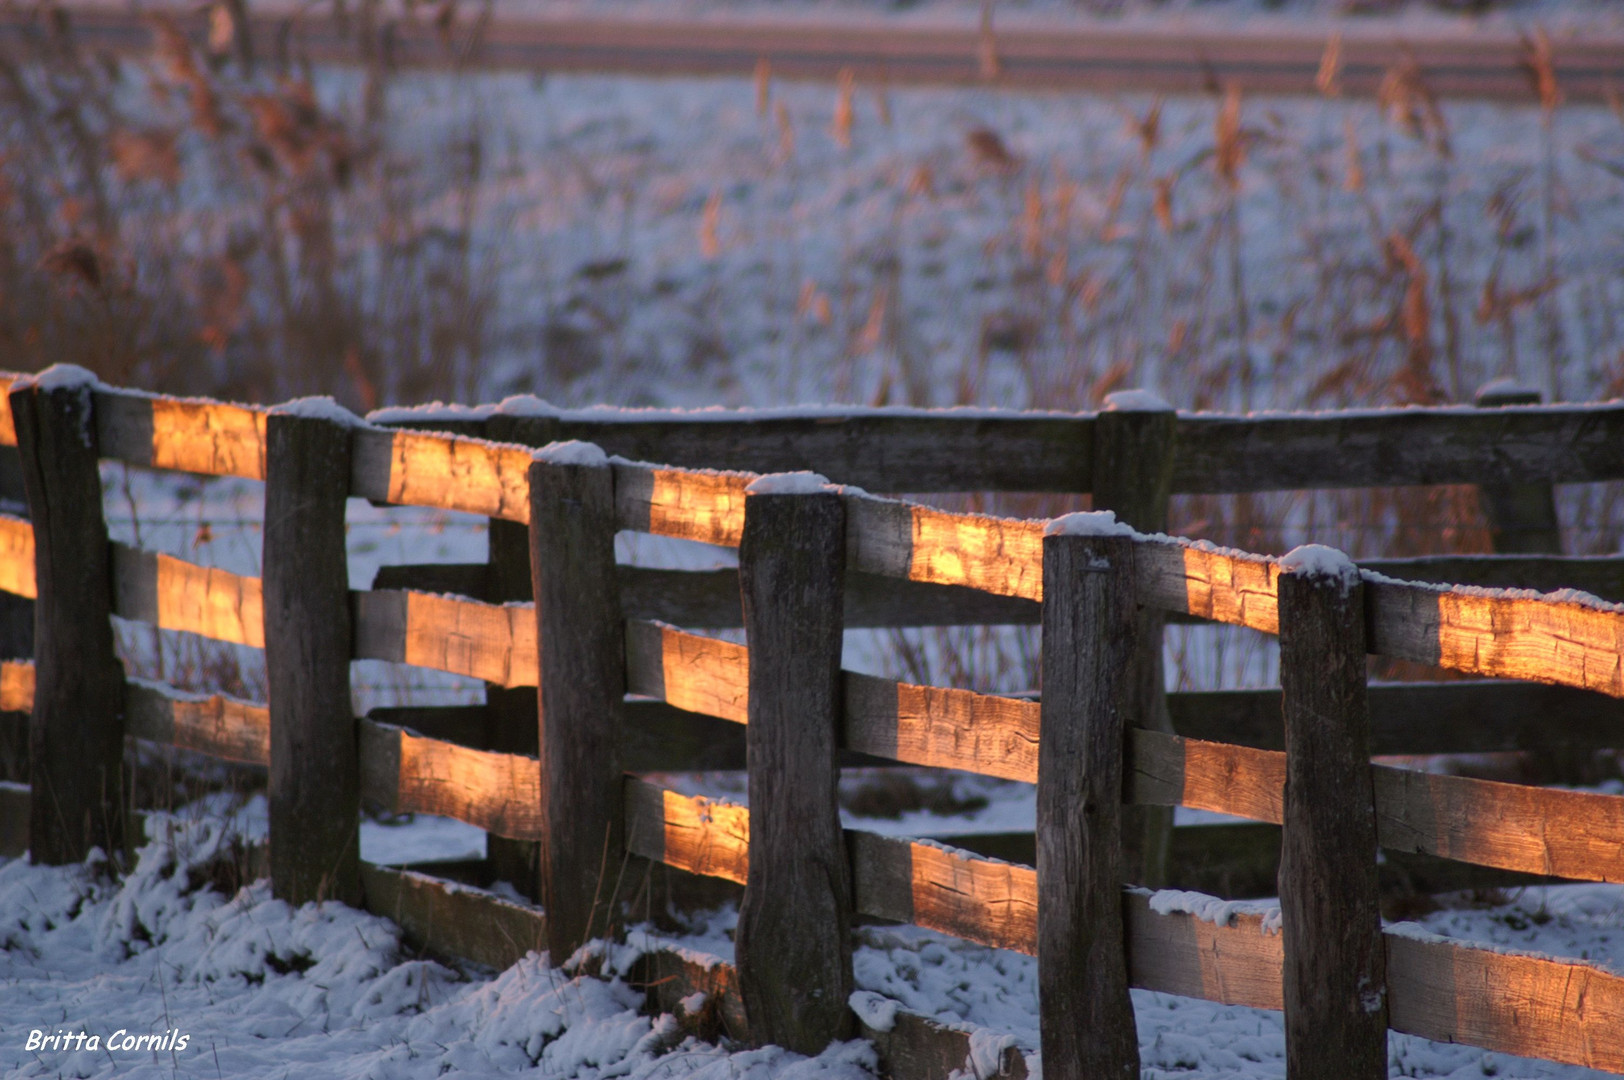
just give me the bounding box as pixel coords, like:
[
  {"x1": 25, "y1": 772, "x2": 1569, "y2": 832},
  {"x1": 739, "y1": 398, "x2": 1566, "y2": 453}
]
[{"x1": 6, "y1": 369, "x2": 1624, "y2": 1074}]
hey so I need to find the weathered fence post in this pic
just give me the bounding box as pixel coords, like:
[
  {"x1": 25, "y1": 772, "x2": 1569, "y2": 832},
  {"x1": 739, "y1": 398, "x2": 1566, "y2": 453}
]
[
  {"x1": 1038, "y1": 516, "x2": 1141, "y2": 1080},
  {"x1": 1277, "y1": 545, "x2": 1387, "y2": 1080},
  {"x1": 734, "y1": 475, "x2": 853, "y2": 1054},
  {"x1": 1474, "y1": 382, "x2": 1561, "y2": 556},
  {"x1": 264, "y1": 403, "x2": 361, "y2": 907},
  {"x1": 486, "y1": 518, "x2": 541, "y2": 898},
  {"x1": 10, "y1": 367, "x2": 125, "y2": 865},
  {"x1": 530, "y1": 442, "x2": 625, "y2": 961},
  {"x1": 1091, "y1": 389, "x2": 1177, "y2": 888}
]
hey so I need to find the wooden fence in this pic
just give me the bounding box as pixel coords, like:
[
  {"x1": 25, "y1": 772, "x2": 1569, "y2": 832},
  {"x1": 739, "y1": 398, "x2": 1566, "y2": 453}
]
[{"x1": 4, "y1": 367, "x2": 1624, "y2": 1077}]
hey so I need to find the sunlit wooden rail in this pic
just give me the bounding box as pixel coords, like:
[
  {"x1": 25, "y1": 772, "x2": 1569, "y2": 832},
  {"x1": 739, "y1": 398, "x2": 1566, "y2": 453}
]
[{"x1": 5, "y1": 368, "x2": 1624, "y2": 1076}]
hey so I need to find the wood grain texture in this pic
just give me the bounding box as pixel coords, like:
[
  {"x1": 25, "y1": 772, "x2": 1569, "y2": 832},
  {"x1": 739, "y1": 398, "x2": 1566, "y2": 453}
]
[
  {"x1": 612, "y1": 462, "x2": 753, "y2": 548},
  {"x1": 1124, "y1": 890, "x2": 1284, "y2": 1010},
  {"x1": 1135, "y1": 540, "x2": 1281, "y2": 632},
  {"x1": 350, "y1": 426, "x2": 531, "y2": 522},
  {"x1": 845, "y1": 493, "x2": 1044, "y2": 600},
  {"x1": 1, "y1": 660, "x2": 33, "y2": 712},
  {"x1": 623, "y1": 620, "x2": 749, "y2": 724},
  {"x1": 1474, "y1": 385, "x2": 1563, "y2": 556},
  {"x1": 124, "y1": 679, "x2": 269, "y2": 766},
  {"x1": 1386, "y1": 928, "x2": 1624, "y2": 1071},
  {"x1": 1172, "y1": 405, "x2": 1624, "y2": 493},
  {"x1": 358, "y1": 719, "x2": 542, "y2": 841},
  {"x1": 110, "y1": 543, "x2": 265, "y2": 648},
  {"x1": 735, "y1": 489, "x2": 853, "y2": 1052},
  {"x1": 0, "y1": 513, "x2": 34, "y2": 599},
  {"x1": 842, "y1": 672, "x2": 1038, "y2": 782},
  {"x1": 352, "y1": 590, "x2": 537, "y2": 687},
  {"x1": 849, "y1": 831, "x2": 1037, "y2": 955},
  {"x1": 94, "y1": 388, "x2": 269, "y2": 479},
  {"x1": 1366, "y1": 577, "x2": 1624, "y2": 695},
  {"x1": 1129, "y1": 729, "x2": 1286, "y2": 824},
  {"x1": 263, "y1": 411, "x2": 360, "y2": 907},
  {"x1": 619, "y1": 565, "x2": 1041, "y2": 628},
  {"x1": 358, "y1": 862, "x2": 547, "y2": 973},
  {"x1": 1278, "y1": 566, "x2": 1387, "y2": 1080},
  {"x1": 1037, "y1": 531, "x2": 1139, "y2": 1079},
  {"x1": 483, "y1": 518, "x2": 542, "y2": 898},
  {"x1": 623, "y1": 776, "x2": 751, "y2": 885},
  {"x1": 11, "y1": 376, "x2": 126, "y2": 865},
  {"x1": 530, "y1": 456, "x2": 626, "y2": 961}
]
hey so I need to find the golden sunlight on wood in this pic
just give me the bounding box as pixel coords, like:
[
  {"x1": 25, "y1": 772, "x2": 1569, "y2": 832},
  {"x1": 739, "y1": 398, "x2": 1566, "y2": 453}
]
[
  {"x1": 155, "y1": 552, "x2": 264, "y2": 647},
  {"x1": 0, "y1": 514, "x2": 35, "y2": 599},
  {"x1": 168, "y1": 693, "x2": 269, "y2": 765},
  {"x1": 902, "y1": 838, "x2": 1036, "y2": 954},
  {"x1": 1132, "y1": 542, "x2": 1280, "y2": 631},
  {"x1": 0, "y1": 374, "x2": 16, "y2": 445},
  {"x1": 613, "y1": 464, "x2": 752, "y2": 547},
  {"x1": 841, "y1": 673, "x2": 1039, "y2": 783},
  {"x1": 394, "y1": 726, "x2": 543, "y2": 841},
  {"x1": 1130, "y1": 730, "x2": 1285, "y2": 824},
  {"x1": 622, "y1": 780, "x2": 751, "y2": 884},
  {"x1": 908, "y1": 505, "x2": 1044, "y2": 601},
  {"x1": 351, "y1": 428, "x2": 531, "y2": 522},
  {"x1": 1125, "y1": 892, "x2": 1285, "y2": 1010},
  {"x1": 150, "y1": 398, "x2": 268, "y2": 480},
  {"x1": 401, "y1": 591, "x2": 536, "y2": 687},
  {"x1": 0, "y1": 660, "x2": 34, "y2": 712},
  {"x1": 659, "y1": 624, "x2": 749, "y2": 723}
]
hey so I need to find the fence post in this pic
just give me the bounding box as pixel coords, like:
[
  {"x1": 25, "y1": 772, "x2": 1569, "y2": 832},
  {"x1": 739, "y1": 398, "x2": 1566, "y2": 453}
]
[
  {"x1": 486, "y1": 518, "x2": 541, "y2": 898},
  {"x1": 1474, "y1": 382, "x2": 1561, "y2": 555},
  {"x1": 10, "y1": 367, "x2": 125, "y2": 865},
  {"x1": 529, "y1": 444, "x2": 625, "y2": 962},
  {"x1": 1091, "y1": 389, "x2": 1177, "y2": 888},
  {"x1": 1038, "y1": 519, "x2": 1140, "y2": 1080},
  {"x1": 264, "y1": 405, "x2": 361, "y2": 907},
  {"x1": 734, "y1": 477, "x2": 852, "y2": 1053},
  {"x1": 1277, "y1": 546, "x2": 1387, "y2": 1080}
]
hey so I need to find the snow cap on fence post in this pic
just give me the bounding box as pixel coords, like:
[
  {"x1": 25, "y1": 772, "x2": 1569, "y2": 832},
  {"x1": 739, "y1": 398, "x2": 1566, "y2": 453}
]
[
  {"x1": 734, "y1": 471, "x2": 853, "y2": 1053},
  {"x1": 1036, "y1": 522, "x2": 1140, "y2": 1080},
  {"x1": 1277, "y1": 541, "x2": 1388, "y2": 1080},
  {"x1": 528, "y1": 439, "x2": 625, "y2": 963},
  {"x1": 263, "y1": 397, "x2": 361, "y2": 907}
]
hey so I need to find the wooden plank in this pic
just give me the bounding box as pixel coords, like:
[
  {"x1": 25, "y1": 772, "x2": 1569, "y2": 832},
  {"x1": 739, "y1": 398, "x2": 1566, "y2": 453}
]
[
  {"x1": 1473, "y1": 384, "x2": 1564, "y2": 555},
  {"x1": 485, "y1": 517, "x2": 542, "y2": 898},
  {"x1": 11, "y1": 371, "x2": 126, "y2": 865},
  {"x1": 350, "y1": 426, "x2": 531, "y2": 522},
  {"x1": 0, "y1": 513, "x2": 34, "y2": 599},
  {"x1": 497, "y1": 409, "x2": 1092, "y2": 494},
  {"x1": 623, "y1": 775, "x2": 750, "y2": 885},
  {"x1": 1169, "y1": 681, "x2": 1624, "y2": 757},
  {"x1": 735, "y1": 485, "x2": 853, "y2": 1053},
  {"x1": 842, "y1": 672, "x2": 1038, "y2": 783},
  {"x1": 1360, "y1": 554, "x2": 1624, "y2": 603},
  {"x1": 1037, "y1": 528, "x2": 1139, "y2": 1079},
  {"x1": 1129, "y1": 729, "x2": 1286, "y2": 825},
  {"x1": 620, "y1": 565, "x2": 1040, "y2": 628},
  {"x1": 109, "y1": 543, "x2": 265, "y2": 648},
  {"x1": 623, "y1": 620, "x2": 749, "y2": 724},
  {"x1": 263, "y1": 409, "x2": 360, "y2": 907},
  {"x1": 0, "y1": 660, "x2": 33, "y2": 712},
  {"x1": 92, "y1": 387, "x2": 269, "y2": 480},
  {"x1": 611, "y1": 461, "x2": 753, "y2": 548},
  {"x1": 1135, "y1": 538, "x2": 1281, "y2": 632},
  {"x1": 531, "y1": 452, "x2": 626, "y2": 960},
  {"x1": 845, "y1": 493, "x2": 1045, "y2": 601},
  {"x1": 1366, "y1": 576, "x2": 1624, "y2": 696},
  {"x1": 849, "y1": 831, "x2": 1037, "y2": 955},
  {"x1": 1372, "y1": 767, "x2": 1624, "y2": 883},
  {"x1": 1277, "y1": 554, "x2": 1387, "y2": 1079},
  {"x1": 357, "y1": 719, "x2": 542, "y2": 841},
  {"x1": 1386, "y1": 929, "x2": 1624, "y2": 1072},
  {"x1": 124, "y1": 679, "x2": 269, "y2": 766},
  {"x1": 1124, "y1": 890, "x2": 1284, "y2": 1010},
  {"x1": 1094, "y1": 392, "x2": 1179, "y2": 891},
  {"x1": 352, "y1": 590, "x2": 537, "y2": 688},
  {"x1": 371, "y1": 562, "x2": 491, "y2": 600},
  {"x1": 358, "y1": 862, "x2": 547, "y2": 972},
  {"x1": 1171, "y1": 405, "x2": 1624, "y2": 493},
  {"x1": 621, "y1": 698, "x2": 748, "y2": 773}
]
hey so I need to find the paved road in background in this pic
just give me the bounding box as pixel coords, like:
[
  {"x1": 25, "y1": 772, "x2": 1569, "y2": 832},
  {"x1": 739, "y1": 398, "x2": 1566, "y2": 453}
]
[{"x1": 4, "y1": 2, "x2": 1622, "y2": 102}]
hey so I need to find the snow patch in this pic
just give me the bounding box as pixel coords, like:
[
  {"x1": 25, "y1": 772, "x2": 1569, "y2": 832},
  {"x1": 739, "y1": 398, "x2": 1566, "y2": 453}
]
[
  {"x1": 367, "y1": 401, "x2": 498, "y2": 423},
  {"x1": 496, "y1": 394, "x2": 564, "y2": 418},
  {"x1": 269, "y1": 396, "x2": 367, "y2": 427},
  {"x1": 535, "y1": 439, "x2": 610, "y2": 467},
  {"x1": 1146, "y1": 889, "x2": 1282, "y2": 933},
  {"x1": 849, "y1": 990, "x2": 899, "y2": 1033},
  {"x1": 1279, "y1": 543, "x2": 1360, "y2": 593},
  {"x1": 1043, "y1": 510, "x2": 1136, "y2": 538},
  {"x1": 1103, "y1": 388, "x2": 1173, "y2": 413},
  {"x1": 745, "y1": 470, "x2": 832, "y2": 495},
  {"x1": 22, "y1": 363, "x2": 100, "y2": 393}
]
